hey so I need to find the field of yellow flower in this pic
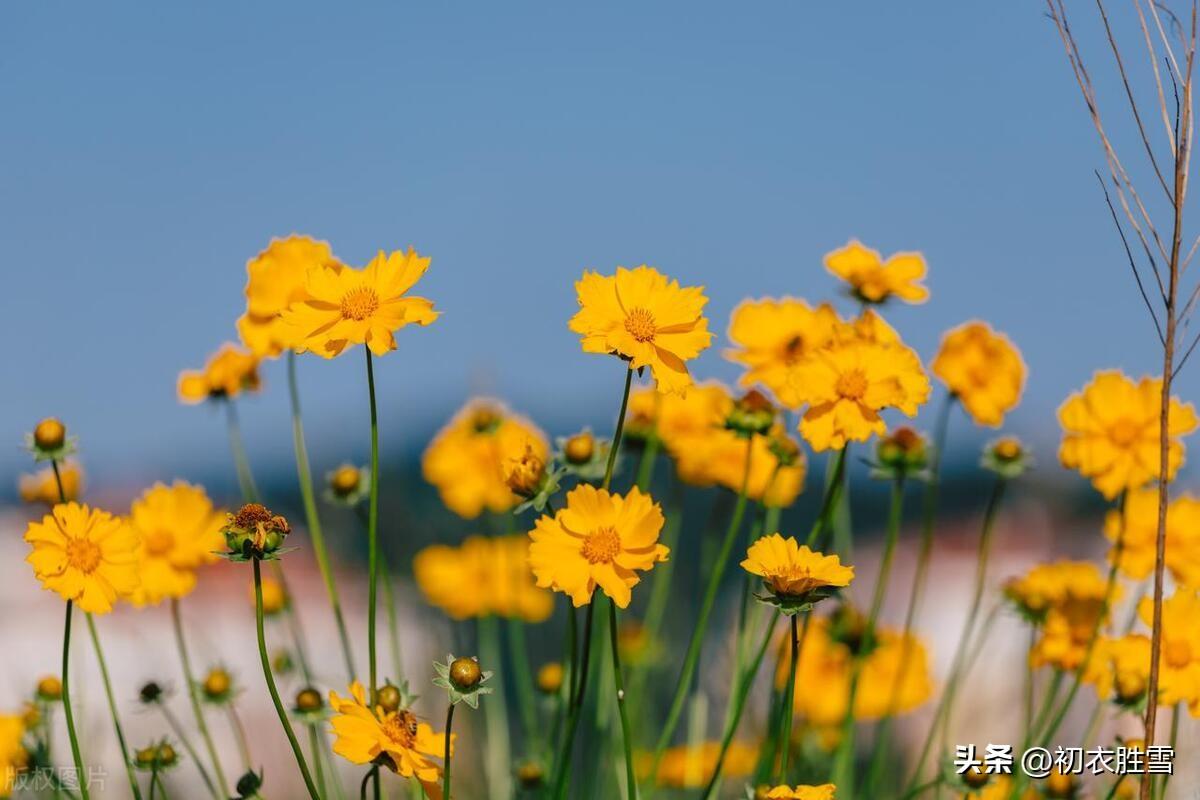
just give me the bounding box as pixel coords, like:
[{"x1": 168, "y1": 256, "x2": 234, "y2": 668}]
[{"x1": 9, "y1": 6, "x2": 1200, "y2": 800}]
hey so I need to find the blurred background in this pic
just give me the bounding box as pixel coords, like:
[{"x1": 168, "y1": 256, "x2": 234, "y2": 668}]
[{"x1": 2, "y1": 1, "x2": 1197, "y2": 797}]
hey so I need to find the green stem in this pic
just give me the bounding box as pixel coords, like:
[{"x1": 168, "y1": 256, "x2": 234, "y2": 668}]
[
  {"x1": 608, "y1": 599, "x2": 638, "y2": 800},
  {"x1": 701, "y1": 611, "x2": 781, "y2": 800},
  {"x1": 170, "y1": 598, "x2": 228, "y2": 799},
  {"x1": 224, "y1": 399, "x2": 260, "y2": 502},
  {"x1": 288, "y1": 351, "x2": 357, "y2": 683},
  {"x1": 380, "y1": 555, "x2": 404, "y2": 682},
  {"x1": 253, "y1": 559, "x2": 322, "y2": 799},
  {"x1": 805, "y1": 447, "x2": 848, "y2": 548},
  {"x1": 647, "y1": 437, "x2": 754, "y2": 784},
  {"x1": 778, "y1": 614, "x2": 801, "y2": 784},
  {"x1": 634, "y1": 427, "x2": 660, "y2": 491},
  {"x1": 506, "y1": 618, "x2": 539, "y2": 747},
  {"x1": 365, "y1": 346, "x2": 381, "y2": 704},
  {"x1": 159, "y1": 704, "x2": 217, "y2": 797},
  {"x1": 630, "y1": 478, "x2": 683, "y2": 703},
  {"x1": 272, "y1": 563, "x2": 315, "y2": 683},
  {"x1": 478, "y1": 616, "x2": 512, "y2": 800},
  {"x1": 227, "y1": 705, "x2": 253, "y2": 771},
  {"x1": 831, "y1": 477, "x2": 903, "y2": 794},
  {"x1": 59, "y1": 601, "x2": 89, "y2": 800},
  {"x1": 148, "y1": 768, "x2": 159, "y2": 800},
  {"x1": 443, "y1": 703, "x2": 455, "y2": 800},
  {"x1": 602, "y1": 366, "x2": 634, "y2": 491},
  {"x1": 84, "y1": 614, "x2": 143, "y2": 800},
  {"x1": 309, "y1": 724, "x2": 329, "y2": 800},
  {"x1": 552, "y1": 598, "x2": 597, "y2": 799}
]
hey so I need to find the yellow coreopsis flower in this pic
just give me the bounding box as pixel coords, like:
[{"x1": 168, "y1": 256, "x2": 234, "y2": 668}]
[
  {"x1": 1138, "y1": 591, "x2": 1200, "y2": 712},
  {"x1": 329, "y1": 681, "x2": 450, "y2": 792},
  {"x1": 824, "y1": 240, "x2": 929, "y2": 304},
  {"x1": 528, "y1": 484, "x2": 669, "y2": 608},
  {"x1": 569, "y1": 265, "x2": 712, "y2": 395},
  {"x1": 725, "y1": 298, "x2": 839, "y2": 408},
  {"x1": 1105, "y1": 488, "x2": 1200, "y2": 587},
  {"x1": 636, "y1": 741, "x2": 757, "y2": 789},
  {"x1": 704, "y1": 425, "x2": 808, "y2": 506},
  {"x1": 282, "y1": 248, "x2": 438, "y2": 358},
  {"x1": 1028, "y1": 562, "x2": 1115, "y2": 672},
  {"x1": 25, "y1": 503, "x2": 139, "y2": 614},
  {"x1": 741, "y1": 534, "x2": 853, "y2": 604},
  {"x1": 18, "y1": 461, "x2": 84, "y2": 505},
  {"x1": 237, "y1": 235, "x2": 344, "y2": 357},
  {"x1": 413, "y1": 534, "x2": 553, "y2": 623},
  {"x1": 1058, "y1": 370, "x2": 1198, "y2": 499},
  {"x1": 0, "y1": 715, "x2": 25, "y2": 798},
  {"x1": 422, "y1": 399, "x2": 549, "y2": 519},
  {"x1": 932, "y1": 321, "x2": 1026, "y2": 427},
  {"x1": 177, "y1": 343, "x2": 262, "y2": 405},
  {"x1": 629, "y1": 380, "x2": 732, "y2": 484},
  {"x1": 126, "y1": 482, "x2": 225, "y2": 607},
  {"x1": 765, "y1": 786, "x2": 837, "y2": 800}
]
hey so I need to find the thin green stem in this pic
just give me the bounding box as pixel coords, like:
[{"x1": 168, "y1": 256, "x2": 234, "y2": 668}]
[
  {"x1": 634, "y1": 428, "x2": 660, "y2": 491},
  {"x1": 506, "y1": 618, "x2": 539, "y2": 746},
  {"x1": 646, "y1": 436, "x2": 754, "y2": 786},
  {"x1": 778, "y1": 614, "x2": 801, "y2": 785},
  {"x1": 805, "y1": 446, "x2": 848, "y2": 548},
  {"x1": 84, "y1": 614, "x2": 142, "y2": 799},
  {"x1": 380, "y1": 555, "x2": 404, "y2": 682},
  {"x1": 478, "y1": 616, "x2": 512, "y2": 800},
  {"x1": 59, "y1": 601, "x2": 89, "y2": 800},
  {"x1": 309, "y1": 724, "x2": 329, "y2": 800},
  {"x1": 602, "y1": 367, "x2": 634, "y2": 491},
  {"x1": 288, "y1": 351, "x2": 357, "y2": 682},
  {"x1": 552, "y1": 598, "x2": 597, "y2": 799},
  {"x1": 608, "y1": 599, "x2": 638, "y2": 800},
  {"x1": 365, "y1": 346, "x2": 381, "y2": 704},
  {"x1": 170, "y1": 598, "x2": 228, "y2": 799},
  {"x1": 159, "y1": 704, "x2": 217, "y2": 797},
  {"x1": 148, "y1": 768, "x2": 160, "y2": 800},
  {"x1": 443, "y1": 703, "x2": 455, "y2": 800},
  {"x1": 227, "y1": 705, "x2": 253, "y2": 771}
]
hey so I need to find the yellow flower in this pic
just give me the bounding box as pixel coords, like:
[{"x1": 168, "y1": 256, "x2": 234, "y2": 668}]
[
  {"x1": 19, "y1": 461, "x2": 84, "y2": 505},
  {"x1": 25, "y1": 503, "x2": 139, "y2": 614},
  {"x1": 127, "y1": 482, "x2": 225, "y2": 607},
  {"x1": 705, "y1": 425, "x2": 808, "y2": 507},
  {"x1": 329, "y1": 681, "x2": 450, "y2": 790},
  {"x1": 1105, "y1": 488, "x2": 1200, "y2": 587},
  {"x1": 1028, "y1": 562, "x2": 1115, "y2": 672},
  {"x1": 422, "y1": 399, "x2": 549, "y2": 519},
  {"x1": 528, "y1": 484, "x2": 669, "y2": 608},
  {"x1": 824, "y1": 240, "x2": 928, "y2": 304},
  {"x1": 1058, "y1": 371, "x2": 1198, "y2": 499},
  {"x1": 629, "y1": 380, "x2": 730, "y2": 484},
  {"x1": 1094, "y1": 634, "x2": 1151, "y2": 705},
  {"x1": 931, "y1": 321, "x2": 1026, "y2": 427},
  {"x1": 236, "y1": 235, "x2": 344, "y2": 357},
  {"x1": 536, "y1": 662, "x2": 564, "y2": 694},
  {"x1": 255, "y1": 576, "x2": 289, "y2": 616},
  {"x1": 725, "y1": 298, "x2": 839, "y2": 408},
  {"x1": 741, "y1": 534, "x2": 853, "y2": 600},
  {"x1": 765, "y1": 786, "x2": 837, "y2": 800},
  {"x1": 413, "y1": 534, "x2": 553, "y2": 622},
  {"x1": 0, "y1": 715, "x2": 26, "y2": 798},
  {"x1": 569, "y1": 266, "x2": 712, "y2": 395},
  {"x1": 637, "y1": 741, "x2": 757, "y2": 789},
  {"x1": 282, "y1": 248, "x2": 438, "y2": 358},
  {"x1": 793, "y1": 332, "x2": 930, "y2": 452},
  {"x1": 1138, "y1": 591, "x2": 1200, "y2": 711},
  {"x1": 177, "y1": 343, "x2": 262, "y2": 404}
]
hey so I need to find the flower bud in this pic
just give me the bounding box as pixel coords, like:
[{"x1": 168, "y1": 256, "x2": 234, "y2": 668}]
[
  {"x1": 1115, "y1": 671, "x2": 1146, "y2": 703},
  {"x1": 21, "y1": 702, "x2": 40, "y2": 729},
  {"x1": 33, "y1": 418, "x2": 66, "y2": 451},
  {"x1": 876, "y1": 427, "x2": 928, "y2": 472},
  {"x1": 236, "y1": 770, "x2": 264, "y2": 797},
  {"x1": 36, "y1": 675, "x2": 62, "y2": 702},
  {"x1": 202, "y1": 667, "x2": 232, "y2": 702},
  {"x1": 768, "y1": 430, "x2": 802, "y2": 467},
  {"x1": 536, "y1": 662, "x2": 564, "y2": 694},
  {"x1": 516, "y1": 761, "x2": 544, "y2": 789},
  {"x1": 139, "y1": 682, "x2": 164, "y2": 704},
  {"x1": 134, "y1": 747, "x2": 158, "y2": 769},
  {"x1": 726, "y1": 390, "x2": 775, "y2": 436},
  {"x1": 505, "y1": 446, "x2": 546, "y2": 498},
  {"x1": 564, "y1": 432, "x2": 595, "y2": 464},
  {"x1": 157, "y1": 744, "x2": 178, "y2": 768},
  {"x1": 273, "y1": 650, "x2": 294, "y2": 675},
  {"x1": 450, "y1": 657, "x2": 483, "y2": 690},
  {"x1": 962, "y1": 766, "x2": 989, "y2": 789},
  {"x1": 295, "y1": 687, "x2": 323, "y2": 713},
  {"x1": 377, "y1": 684, "x2": 403, "y2": 714},
  {"x1": 982, "y1": 436, "x2": 1031, "y2": 478},
  {"x1": 329, "y1": 464, "x2": 362, "y2": 498},
  {"x1": 223, "y1": 503, "x2": 291, "y2": 560},
  {"x1": 1044, "y1": 768, "x2": 1077, "y2": 799}
]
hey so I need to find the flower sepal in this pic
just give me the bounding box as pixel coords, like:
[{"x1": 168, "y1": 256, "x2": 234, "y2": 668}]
[
  {"x1": 25, "y1": 418, "x2": 77, "y2": 463},
  {"x1": 981, "y1": 436, "x2": 1031, "y2": 479},
  {"x1": 754, "y1": 584, "x2": 844, "y2": 616},
  {"x1": 554, "y1": 431, "x2": 612, "y2": 481},
  {"x1": 433, "y1": 654, "x2": 493, "y2": 709}
]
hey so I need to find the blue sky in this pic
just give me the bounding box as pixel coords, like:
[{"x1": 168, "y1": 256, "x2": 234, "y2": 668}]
[{"x1": 1, "y1": 2, "x2": 1189, "y2": 490}]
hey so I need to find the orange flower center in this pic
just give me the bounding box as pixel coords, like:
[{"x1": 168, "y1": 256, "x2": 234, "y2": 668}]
[
  {"x1": 835, "y1": 369, "x2": 869, "y2": 400},
  {"x1": 65, "y1": 537, "x2": 102, "y2": 574},
  {"x1": 144, "y1": 529, "x2": 174, "y2": 557},
  {"x1": 1109, "y1": 417, "x2": 1142, "y2": 447},
  {"x1": 380, "y1": 710, "x2": 418, "y2": 747},
  {"x1": 340, "y1": 287, "x2": 380, "y2": 321},
  {"x1": 1165, "y1": 639, "x2": 1193, "y2": 669},
  {"x1": 783, "y1": 335, "x2": 805, "y2": 363},
  {"x1": 624, "y1": 307, "x2": 657, "y2": 343},
  {"x1": 581, "y1": 526, "x2": 621, "y2": 564}
]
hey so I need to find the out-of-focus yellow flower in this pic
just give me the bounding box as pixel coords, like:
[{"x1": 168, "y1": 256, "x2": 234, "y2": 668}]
[
  {"x1": 741, "y1": 534, "x2": 853, "y2": 602},
  {"x1": 1091, "y1": 634, "x2": 1150, "y2": 706},
  {"x1": 422, "y1": 400, "x2": 549, "y2": 519},
  {"x1": 19, "y1": 461, "x2": 84, "y2": 505},
  {"x1": 1104, "y1": 488, "x2": 1200, "y2": 587},
  {"x1": 536, "y1": 662, "x2": 564, "y2": 694},
  {"x1": 956, "y1": 776, "x2": 1040, "y2": 800},
  {"x1": 824, "y1": 240, "x2": 928, "y2": 305},
  {"x1": 25, "y1": 503, "x2": 139, "y2": 614},
  {"x1": 629, "y1": 381, "x2": 730, "y2": 482},
  {"x1": 177, "y1": 343, "x2": 262, "y2": 404},
  {"x1": 1138, "y1": 591, "x2": 1200, "y2": 711},
  {"x1": 1058, "y1": 371, "x2": 1198, "y2": 499},
  {"x1": 1028, "y1": 562, "x2": 1115, "y2": 672},
  {"x1": 774, "y1": 616, "x2": 933, "y2": 725},
  {"x1": 764, "y1": 786, "x2": 837, "y2": 800},
  {"x1": 569, "y1": 266, "x2": 712, "y2": 395},
  {"x1": 329, "y1": 681, "x2": 450, "y2": 792},
  {"x1": 255, "y1": 576, "x2": 289, "y2": 616},
  {"x1": 636, "y1": 741, "x2": 757, "y2": 789},
  {"x1": 528, "y1": 484, "x2": 668, "y2": 609},
  {"x1": 792, "y1": 324, "x2": 930, "y2": 452},
  {"x1": 236, "y1": 235, "x2": 344, "y2": 357},
  {"x1": 0, "y1": 714, "x2": 26, "y2": 798},
  {"x1": 701, "y1": 426, "x2": 808, "y2": 507},
  {"x1": 413, "y1": 534, "x2": 553, "y2": 623},
  {"x1": 128, "y1": 482, "x2": 225, "y2": 607},
  {"x1": 932, "y1": 321, "x2": 1026, "y2": 427},
  {"x1": 282, "y1": 248, "x2": 438, "y2": 358},
  {"x1": 725, "y1": 298, "x2": 839, "y2": 408}
]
